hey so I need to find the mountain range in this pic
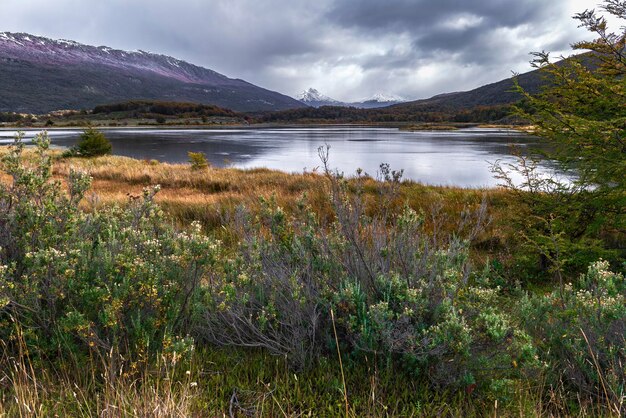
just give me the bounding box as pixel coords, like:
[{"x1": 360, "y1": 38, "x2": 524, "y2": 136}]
[
  {"x1": 0, "y1": 32, "x2": 304, "y2": 113},
  {"x1": 297, "y1": 88, "x2": 407, "y2": 108},
  {"x1": 0, "y1": 32, "x2": 569, "y2": 121},
  {"x1": 261, "y1": 62, "x2": 556, "y2": 124}
]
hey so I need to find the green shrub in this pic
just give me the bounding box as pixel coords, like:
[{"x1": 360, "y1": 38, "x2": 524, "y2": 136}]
[
  {"x1": 188, "y1": 152, "x2": 209, "y2": 170},
  {"x1": 69, "y1": 127, "x2": 112, "y2": 157},
  {"x1": 519, "y1": 260, "x2": 625, "y2": 413},
  {"x1": 0, "y1": 133, "x2": 218, "y2": 369},
  {"x1": 200, "y1": 151, "x2": 540, "y2": 393},
  {"x1": 333, "y1": 240, "x2": 539, "y2": 392},
  {"x1": 199, "y1": 197, "x2": 331, "y2": 370}
]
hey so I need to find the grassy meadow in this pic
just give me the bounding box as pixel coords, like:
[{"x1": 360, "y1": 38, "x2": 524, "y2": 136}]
[{"x1": 51, "y1": 154, "x2": 508, "y2": 231}]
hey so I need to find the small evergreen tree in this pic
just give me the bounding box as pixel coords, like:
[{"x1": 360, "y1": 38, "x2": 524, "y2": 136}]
[
  {"x1": 75, "y1": 128, "x2": 112, "y2": 157},
  {"x1": 188, "y1": 151, "x2": 209, "y2": 170}
]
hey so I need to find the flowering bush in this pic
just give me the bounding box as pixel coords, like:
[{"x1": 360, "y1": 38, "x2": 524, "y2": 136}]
[
  {"x1": 201, "y1": 160, "x2": 540, "y2": 393},
  {"x1": 333, "y1": 234, "x2": 539, "y2": 392},
  {"x1": 0, "y1": 133, "x2": 218, "y2": 368},
  {"x1": 520, "y1": 260, "x2": 625, "y2": 412}
]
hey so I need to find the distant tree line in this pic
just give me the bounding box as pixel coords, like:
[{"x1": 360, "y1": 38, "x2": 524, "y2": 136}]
[
  {"x1": 92, "y1": 100, "x2": 241, "y2": 118},
  {"x1": 259, "y1": 103, "x2": 517, "y2": 124}
]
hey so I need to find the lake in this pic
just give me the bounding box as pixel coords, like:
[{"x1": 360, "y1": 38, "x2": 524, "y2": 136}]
[{"x1": 0, "y1": 126, "x2": 547, "y2": 187}]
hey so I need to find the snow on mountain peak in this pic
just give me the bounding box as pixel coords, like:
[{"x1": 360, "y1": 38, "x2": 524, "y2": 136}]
[
  {"x1": 295, "y1": 88, "x2": 408, "y2": 108},
  {"x1": 0, "y1": 32, "x2": 24, "y2": 46},
  {"x1": 297, "y1": 88, "x2": 339, "y2": 104},
  {"x1": 0, "y1": 32, "x2": 232, "y2": 84},
  {"x1": 362, "y1": 93, "x2": 406, "y2": 103},
  {"x1": 57, "y1": 38, "x2": 81, "y2": 46}
]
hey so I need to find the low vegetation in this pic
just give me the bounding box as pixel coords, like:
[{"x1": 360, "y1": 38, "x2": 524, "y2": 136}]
[
  {"x1": 0, "y1": 129, "x2": 622, "y2": 416},
  {"x1": 2, "y1": 101, "x2": 249, "y2": 128},
  {"x1": 63, "y1": 127, "x2": 113, "y2": 157},
  {"x1": 0, "y1": 112, "x2": 24, "y2": 123},
  {"x1": 400, "y1": 123, "x2": 460, "y2": 131}
]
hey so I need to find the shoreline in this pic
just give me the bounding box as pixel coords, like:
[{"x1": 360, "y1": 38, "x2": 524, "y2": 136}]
[
  {"x1": 0, "y1": 125, "x2": 539, "y2": 189},
  {"x1": 0, "y1": 121, "x2": 533, "y2": 132}
]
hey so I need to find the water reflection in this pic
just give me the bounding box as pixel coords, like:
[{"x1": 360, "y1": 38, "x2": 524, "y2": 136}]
[{"x1": 0, "y1": 127, "x2": 547, "y2": 187}]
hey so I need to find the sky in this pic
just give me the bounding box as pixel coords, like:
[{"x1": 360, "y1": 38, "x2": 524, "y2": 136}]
[{"x1": 0, "y1": 0, "x2": 607, "y2": 102}]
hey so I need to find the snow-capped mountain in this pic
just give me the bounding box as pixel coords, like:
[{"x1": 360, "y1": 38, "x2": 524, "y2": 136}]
[
  {"x1": 297, "y1": 88, "x2": 407, "y2": 109},
  {"x1": 354, "y1": 93, "x2": 407, "y2": 108},
  {"x1": 361, "y1": 93, "x2": 406, "y2": 103},
  {"x1": 297, "y1": 88, "x2": 343, "y2": 107},
  {"x1": 0, "y1": 32, "x2": 305, "y2": 113}
]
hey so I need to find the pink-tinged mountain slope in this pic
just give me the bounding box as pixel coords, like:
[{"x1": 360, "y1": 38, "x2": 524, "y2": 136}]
[{"x1": 0, "y1": 32, "x2": 305, "y2": 113}]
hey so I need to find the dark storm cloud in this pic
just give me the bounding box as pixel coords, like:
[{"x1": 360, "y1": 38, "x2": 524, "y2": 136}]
[
  {"x1": 328, "y1": 0, "x2": 549, "y2": 31},
  {"x1": 327, "y1": 0, "x2": 569, "y2": 62},
  {"x1": 0, "y1": 0, "x2": 590, "y2": 101},
  {"x1": 316, "y1": 0, "x2": 586, "y2": 98}
]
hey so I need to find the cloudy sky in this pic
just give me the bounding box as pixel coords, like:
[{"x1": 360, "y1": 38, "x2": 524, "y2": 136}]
[{"x1": 0, "y1": 0, "x2": 603, "y2": 101}]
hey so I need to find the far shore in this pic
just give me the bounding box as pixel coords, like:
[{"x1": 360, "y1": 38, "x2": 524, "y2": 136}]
[{"x1": 0, "y1": 121, "x2": 534, "y2": 133}]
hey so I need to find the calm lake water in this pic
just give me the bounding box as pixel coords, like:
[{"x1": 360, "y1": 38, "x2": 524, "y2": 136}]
[{"x1": 0, "y1": 126, "x2": 547, "y2": 187}]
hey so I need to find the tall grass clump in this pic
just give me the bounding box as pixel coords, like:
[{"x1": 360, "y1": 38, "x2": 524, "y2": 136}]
[
  {"x1": 0, "y1": 329, "x2": 199, "y2": 417},
  {"x1": 0, "y1": 133, "x2": 218, "y2": 373}
]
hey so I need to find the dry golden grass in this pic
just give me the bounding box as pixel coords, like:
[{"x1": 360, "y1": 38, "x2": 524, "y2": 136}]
[
  {"x1": 0, "y1": 149, "x2": 516, "y2": 254},
  {"x1": 50, "y1": 154, "x2": 505, "y2": 203},
  {"x1": 0, "y1": 334, "x2": 199, "y2": 418},
  {"x1": 50, "y1": 155, "x2": 331, "y2": 228},
  {"x1": 50, "y1": 155, "x2": 517, "y2": 264},
  {"x1": 57, "y1": 156, "x2": 320, "y2": 195}
]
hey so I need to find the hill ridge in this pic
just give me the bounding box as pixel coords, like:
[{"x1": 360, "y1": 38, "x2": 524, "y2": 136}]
[{"x1": 0, "y1": 32, "x2": 305, "y2": 113}]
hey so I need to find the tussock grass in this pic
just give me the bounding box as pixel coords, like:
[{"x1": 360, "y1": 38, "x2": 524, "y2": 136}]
[{"x1": 0, "y1": 340, "x2": 198, "y2": 418}]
